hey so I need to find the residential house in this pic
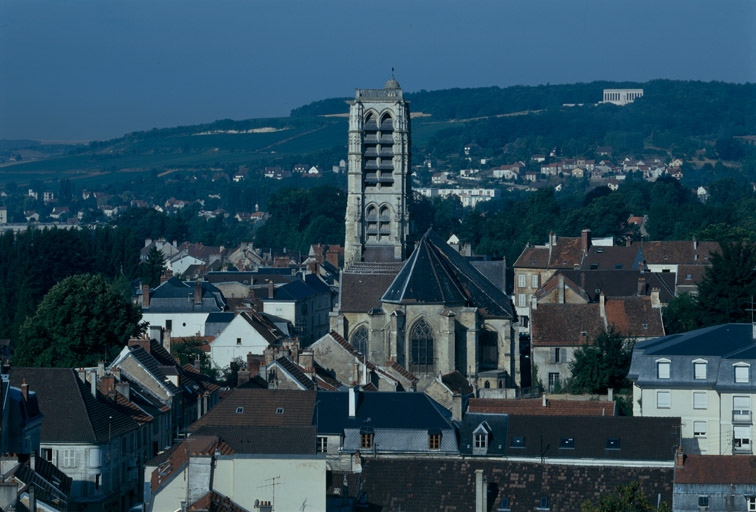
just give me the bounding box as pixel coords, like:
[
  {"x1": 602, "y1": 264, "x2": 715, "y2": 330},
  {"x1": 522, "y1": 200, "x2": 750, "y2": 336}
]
[
  {"x1": 146, "y1": 434, "x2": 323, "y2": 512},
  {"x1": 208, "y1": 311, "x2": 283, "y2": 371},
  {"x1": 628, "y1": 323, "x2": 756, "y2": 455},
  {"x1": 168, "y1": 243, "x2": 227, "y2": 275},
  {"x1": 532, "y1": 294, "x2": 664, "y2": 391},
  {"x1": 673, "y1": 454, "x2": 756, "y2": 511},
  {"x1": 139, "y1": 239, "x2": 179, "y2": 262},
  {"x1": 140, "y1": 277, "x2": 226, "y2": 337},
  {"x1": 315, "y1": 388, "x2": 459, "y2": 471},
  {"x1": 9, "y1": 368, "x2": 142, "y2": 511},
  {"x1": 424, "y1": 371, "x2": 474, "y2": 413},
  {"x1": 262, "y1": 274, "x2": 333, "y2": 346}
]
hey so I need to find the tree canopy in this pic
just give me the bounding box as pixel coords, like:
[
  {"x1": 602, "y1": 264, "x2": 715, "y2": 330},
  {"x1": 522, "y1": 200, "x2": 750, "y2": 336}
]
[
  {"x1": 13, "y1": 274, "x2": 143, "y2": 367},
  {"x1": 569, "y1": 328, "x2": 633, "y2": 394},
  {"x1": 581, "y1": 481, "x2": 670, "y2": 512}
]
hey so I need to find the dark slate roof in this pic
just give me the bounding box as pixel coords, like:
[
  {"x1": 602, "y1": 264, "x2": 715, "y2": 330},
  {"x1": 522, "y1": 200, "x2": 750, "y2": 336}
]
[
  {"x1": 11, "y1": 456, "x2": 72, "y2": 501},
  {"x1": 206, "y1": 312, "x2": 235, "y2": 324},
  {"x1": 128, "y1": 346, "x2": 181, "y2": 394},
  {"x1": 531, "y1": 303, "x2": 604, "y2": 347},
  {"x1": 340, "y1": 263, "x2": 402, "y2": 312},
  {"x1": 314, "y1": 390, "x2": 454, "y2": 435},
  {"x1": 550, "y1": 269, "x2": 676, "y2": 303},
  {"x1": 505, "y1": 416, "x2": 680, "y2": 461},
  {"x1": 638, "y1": 240, "x2": 720, "y2": 265},
  {"x1": 191, "y1": 425, "x2": 316, "y2": 455},
  {"x1": 580, "y1": 245, "x2": 644, "y2": 270},
  {"x1": 188, "y1": 389, "x2": 316, "y2": 430},
  {"x1": 9, "y1": 368, "x2": 139, "y2": 444},
  {"x1": 459, "y1": 413, "x2": 509, "y2": 456},
  {"x1": 352, "y1": 458, "x2": 674, "y2": 512},
  {"x1": 146, "y1": 277, "x2": 225, "y2": 312},
  {"x1": 635, "y1": 323, "x2": 754, "y2": 357},
  {"x1": 381, "y1": 230, "x2": 514, "y2": 318},
  {"x1": 272, "y1": 357, "x2": 316, "y2": 391}
]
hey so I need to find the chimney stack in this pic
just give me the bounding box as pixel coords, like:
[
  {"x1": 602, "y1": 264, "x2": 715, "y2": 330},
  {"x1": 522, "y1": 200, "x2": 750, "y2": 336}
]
[
  {"x1": 348, "y1": 386, "x2": 358, "y2": 417},
  {"x1": 675, "y1": 446, "x2": 685, "y2": 468},
  {"x1": 97, "y1": 360, "x2": 105, "y2": 378},
  {"x1": 116, "y1": 381, "x2": 130, "y2": 401},
  {"x1": 194, "y1": 280, "x2": 203, "y2": 305},
  {"x1": 237, "y1": 370, "x2": 250, "y2": 387},
  {"x1": 99, "y1": 374, "x2": 116, "y2": 399},
  {"x1": 300, "y1": 350, "x2": 314, "y2": 371},
  {"x1": 599, "y1": 291, "x2": 606, "y2": 320},
  {"x1": 542, "y1": 394, "x2": 547, "y2": 407},
  {"x1": 452, "y1": 393, "x2": 463, "y2": 422},
  {"x1": 475, "y1": 469, "x2": 488, "y2": 512},
  {"x1": 637, "y1": 277, "x2": 646, "y2": 296},
  {"x1": 581, "y1": 229, "x2": 592, "y2": 254},
  {"x1": 193, "y1": 355, "x2": 201, "y2": 372},
  {"x1": 142, "y1": 284, "x2": 151, "y2": 308},
  {"x1": 128, "y1": 338, "x2": 151, "y2": 354},
  {"x1": 267, "y1": 280, "x2": 275, "y2": 299},
  {"x1": 21, "y1": 379, "x2": 28, "y2": 402},
  {"x1": 651, "y1": 288, "x2": 661, "y2": 308},
  {"x1": 557, "y1": 274, "x2": 565, "y2": 304},
  {"x1": 90, "y1": 371, "x2": 97, "y2": 398}
]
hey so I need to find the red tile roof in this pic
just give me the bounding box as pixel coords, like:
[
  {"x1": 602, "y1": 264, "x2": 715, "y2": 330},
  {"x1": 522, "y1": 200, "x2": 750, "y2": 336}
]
[
  {"x1": 468, "y1": 397, "x2": 616, "y2": 416},
  {"x1": 676, "y1": 454, "x2": 756, "y2": 484},
  {"x1": 604, "y1": 297, "x2": 664, "y2": 338},
  {"x1": 514, "y1": 237, "x2": 585, "y2": 269},
  {"x1": 531, "y1": 303, "x2": 604, "y2": 347}
]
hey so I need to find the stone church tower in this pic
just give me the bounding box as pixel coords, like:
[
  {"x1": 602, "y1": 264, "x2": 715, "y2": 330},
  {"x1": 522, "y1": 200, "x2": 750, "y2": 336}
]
[{"x1": 343, "y1": 77, "x2": 411, "y2": 266}]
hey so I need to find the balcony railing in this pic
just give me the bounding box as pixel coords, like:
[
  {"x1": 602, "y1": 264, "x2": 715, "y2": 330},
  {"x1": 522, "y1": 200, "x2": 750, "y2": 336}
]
[{"x1": 734, "y1": 410, "x2": 752, "y2": 424}]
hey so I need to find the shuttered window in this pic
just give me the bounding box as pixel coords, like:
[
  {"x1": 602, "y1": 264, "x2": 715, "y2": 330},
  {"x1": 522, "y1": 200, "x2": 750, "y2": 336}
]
[
  {"x1": 657, "y1": 391, "x2": 671, "y2": 409},
  {"x1": 693, "y1": 392, "x2": 707, "y2": 410}
]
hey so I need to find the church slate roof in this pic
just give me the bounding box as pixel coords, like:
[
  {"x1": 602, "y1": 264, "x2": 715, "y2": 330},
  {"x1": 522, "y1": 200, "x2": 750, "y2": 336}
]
[
  {"x1": 340, "y1": 263, "x2": 402, "y2": 312},
  {"x1": 381, "y1": 230, "x2": 513, "y2": 318}
]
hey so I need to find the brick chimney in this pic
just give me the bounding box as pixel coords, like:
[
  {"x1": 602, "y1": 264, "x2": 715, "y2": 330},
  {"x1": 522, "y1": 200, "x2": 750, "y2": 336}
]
[
  {"x1": 99, "y1": 374, "x2": 116, "y2": 399},
  {"x1": 326, "y1": 249, "x2": 340, "y2": 268},
  {"x1": 675, "y1": 446, "x2": 685, "y2": 468},
  {"x1": 637, "y1": 277, "x2": 646, "y2": 296},
  {"x1": 237, "y1": 370, "x2": 250, "y2": 387},
  {"x1": 581, "y1": 229, "x2": 592, "y2": 254},
  {"x1": 194, "y1": 280, "x2": 203, "y2": 305},
  {"x1": 21, "y1": 379, "x2": 28, "y2": 402},
  {"x1": 128, "y1": 338, "x2": 151, "y2": 353},
  {"x1": 246, "y1": 352, "x2": 261, "y2": 377},
  {"x1": 142, "y1": 284, "x2": 151, "y2": 308}
]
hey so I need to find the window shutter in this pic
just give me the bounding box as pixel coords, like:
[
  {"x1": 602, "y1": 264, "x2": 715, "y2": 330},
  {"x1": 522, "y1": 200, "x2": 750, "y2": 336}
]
[
  {"x1": 693, "y1": 392, "x2": 707, "y2": 409},
  {"x1": 734, "y1": 426, "x2": 751, "y2": 439},
  {"x1": 735, "y1": 396, "x2": 751, "y2": 410},
  {"x1": 550, "y1": 349, "x2": 556, "y2": 364},
  {"x1": 657, "y1": 391, "x2": 671, "y2": 408},
  {"x1": 560, "y1": 348, "x2": 567, "y2": 363}
]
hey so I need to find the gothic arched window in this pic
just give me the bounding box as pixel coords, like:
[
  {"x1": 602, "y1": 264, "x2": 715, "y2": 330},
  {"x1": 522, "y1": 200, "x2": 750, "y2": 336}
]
[
  {"x1": 350, "y1": 326, "x2": 369, "y2": 356},
  {"x1": 410, "y1": 318, "x2": 434, "y2": 372}
]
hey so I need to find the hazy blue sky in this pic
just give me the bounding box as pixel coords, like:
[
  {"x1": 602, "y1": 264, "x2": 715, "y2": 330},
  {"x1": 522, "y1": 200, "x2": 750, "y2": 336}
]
[{"x1": 1, "y1": 0, "x2": 754, "y2": 141}]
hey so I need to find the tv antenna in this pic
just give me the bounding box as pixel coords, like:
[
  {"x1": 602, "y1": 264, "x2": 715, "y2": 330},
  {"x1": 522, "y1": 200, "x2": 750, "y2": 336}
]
[{"x1": 258, "y1": 476, "x2": 281, "y2": 510}]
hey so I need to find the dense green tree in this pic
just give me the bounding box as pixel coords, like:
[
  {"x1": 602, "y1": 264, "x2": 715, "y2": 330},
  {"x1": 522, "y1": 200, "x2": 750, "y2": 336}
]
[
  {"x1": 581, "y1": 481, "x2": 670, "y2": 512},
  {"x1": 662, "y1": 293, "x2": 701, "y2": 334},
  {"x1": 171, "y1": 336, "x2": 214, "y2": 377},
  {"x1": 569, "y1": 329, "x2": 633, "y2": 394},
  {"x1": 13, "y1": 274, "x2": 143, "y2": 367},
  {"x1": 696, "y1": 242, "x2": 756, "y2": 325},
  {"x1": 140, "y1": 246, "x2": 166, "y2": 288}
]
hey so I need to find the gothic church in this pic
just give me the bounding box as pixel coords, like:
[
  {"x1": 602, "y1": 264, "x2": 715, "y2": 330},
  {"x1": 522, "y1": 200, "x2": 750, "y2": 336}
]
[{"x1": 332, "y1": 78, "x2": 518, "y2": 390}]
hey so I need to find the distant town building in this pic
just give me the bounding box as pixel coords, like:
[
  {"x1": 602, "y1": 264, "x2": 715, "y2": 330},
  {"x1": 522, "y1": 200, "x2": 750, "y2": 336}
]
[{"x1": 602, "y1": 88, "x2": 644, "y2": 106}]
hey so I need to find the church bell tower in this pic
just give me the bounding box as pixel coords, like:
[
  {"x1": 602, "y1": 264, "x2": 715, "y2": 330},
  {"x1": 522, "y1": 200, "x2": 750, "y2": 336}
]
[{"x1": 344, "y1": 77, "x2": 411, "y2": 266}]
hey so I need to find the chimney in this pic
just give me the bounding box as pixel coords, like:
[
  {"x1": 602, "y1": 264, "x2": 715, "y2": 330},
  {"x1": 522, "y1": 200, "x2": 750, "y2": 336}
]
[
  {"x1": 128, "y1": 338, "x2": 151, "y2": 353},
  {"x1": 142, "y1": 284, "x2": 151, "y2": 308},
  {"x1": 637, "y1": 277, "x2": 646, "y2": 296},
  {"x1": 452, "y1": 393, "x2": 463, "y2": 422},
  {"x1": 599, "y1": 292, "x2": 606, "y2": 320},
  {"x1": 237, "y1": 370, "x2": 250, "y2": 387},
  {"x1": 149, "y1": 325, "x2": 162, "y2": 344},
  {"x1": 246, "y1": 353, "x2": 259, "y2": 377},
  {"x1": 608, "y1": 388, "x2": 613, "y2": 402},
  {"x1": 557, "y1": 274, "x2": 565, "y2": 304},
  {"x1": 97, "y1": 360, "x2": 105, "y2": 378},
  {"x1": 651, "y1": 288, "x2": 661, "y2": 309},
  {"x1": 475, "y1": 469, "x2": 487, "y2": 512},
  {"x1": 90, "y1": 371, "x2": 97, "y2": 398},
  {"x1": 300, "y1": 350, "x2": 314, "y2": 371},
  {"x1": 194, "y1": 280, "x2": 203, "y2": 305},
  {"x1": 99, "y1": 374, "x2": 116, "y2": 399},
  {"x1": 326, "y1": 249, "x2": 340, "y2": 268},
  {"x1": 267, "y1": 280, "x2": 275, "y2": 299},
  {"x1": 160, "y1": 273, "x2": 169, "y2": 284},
  {"x1": 693, "y1": 236, "x2": 698, "y2": 251},
  {"x1": 164, "y1": 329, "x2": 172, "y2": 353},
  {"x1": 116, "y1": 381, "x2": 130, "y2": 401},
  {"x1": 548, "y1": 231, "x2": 555, "y2": 249},
  {"x1": 264, "y1": 347, "x2": 276, "y2": 366},
  {"x1": 675, "y1": 446, "x2": 685, "y2": 468},
  {"x1": 348, "y1": 386, "x2": 358, "y2": 417},
  {"x1": 581, "y1": 229, "x2": 592, "y2": 254},
  {"x1": 21, "y1": 379, "x2": 28, "y2": 402},
  {"x1": 542, "y1": 394, "x2": 547, "y2": 407}
]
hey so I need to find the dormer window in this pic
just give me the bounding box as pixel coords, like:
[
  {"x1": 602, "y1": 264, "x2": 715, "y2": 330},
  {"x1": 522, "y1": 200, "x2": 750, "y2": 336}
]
[
  {"x1": 694, "y1": 360, "x2": 707, "y2": 380},
  {"x1": 473, "y1": 422, "x2": 490, "y2": 454},
  {"x1": 428, "y1": 433, "x2": 441, "y2": 450},
  {"x1": 474, "y1": 433, "x2": 487, "y2": 449},
  {"x1": 657, "y1": 360, "x2": 671, "y2": 379},
  {"x1": 735, "y1": 364, "x2": 750, "y2": 383},
  {"x1": 361, "y1": 432, "x2": 374, "y2": 449}
]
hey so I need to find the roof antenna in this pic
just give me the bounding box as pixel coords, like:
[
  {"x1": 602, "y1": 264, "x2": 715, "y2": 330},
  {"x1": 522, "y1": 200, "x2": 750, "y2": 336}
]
[{"x1": 392, "y1": 67, "x2": 395, "y2": 79}]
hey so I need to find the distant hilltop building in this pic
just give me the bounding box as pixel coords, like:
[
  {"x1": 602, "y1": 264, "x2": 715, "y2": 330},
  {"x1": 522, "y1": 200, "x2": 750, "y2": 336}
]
[
  {"x1": 344, "y1": 76, "x2": 411, "y2": 266},
  {"x1": 602, "y1": 88, "x2": 644, "y2": 106}
]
